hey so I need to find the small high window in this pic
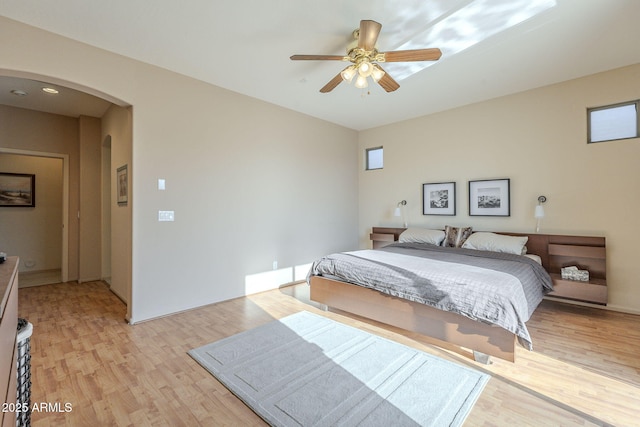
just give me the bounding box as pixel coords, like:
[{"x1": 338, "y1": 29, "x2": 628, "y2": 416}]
[
  {"x1": 366, "y1": 147, "x2": 383, "y2": 170},
  {"x1": 588, "y1": 100, "x2": 639, "y2": 143}
]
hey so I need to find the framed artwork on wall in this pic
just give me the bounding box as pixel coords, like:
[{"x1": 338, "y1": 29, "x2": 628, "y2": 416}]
[
  {"x1": 0, "y1": 172, "x2": 35, "y2": 207},
  {"x1": 117, "y1": 164, "x2": 128, "y2": 206},
  {"x1": 423, "y1": 182, "x2": 456, "y2": 215},
  {"x1": 469, "y1": 178, "x2": 510, "y2": 216}
]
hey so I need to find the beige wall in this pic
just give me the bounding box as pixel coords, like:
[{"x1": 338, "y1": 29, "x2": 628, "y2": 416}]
[
  {"x1": 359, "y1": 63, "x2": 640, "y2": 314},
  {"x1": 101, "y1": 105, "x2": 132, "y2": 315},
  {"x1": 79, "y1": 116, "x2": 102, "y2": 282},
  {"x1": 0, "y1": 17, "x2": 359, "y2": 323},
  {"x1": 101, "y1": 136, "x2": 112, "y2": 284},
  {"x1": 0, "y1": 154, "x2": 63, "y2": 275},
  {"x1": 130, "y1": 77, "x2": 358, "y2": 322}
]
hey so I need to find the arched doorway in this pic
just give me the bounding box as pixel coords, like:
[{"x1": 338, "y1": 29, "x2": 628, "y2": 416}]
[{"x1": 0, "y1": 71, "x2": 132, "y2": 319}]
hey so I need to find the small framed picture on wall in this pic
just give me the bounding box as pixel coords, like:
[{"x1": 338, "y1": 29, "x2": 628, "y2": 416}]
[
  {"x1": 423, "y1": 182, "x2": 456, "y2": 215},
  {"x1": 468, "y1": 178, "x2": 510, "y2": 216},
  {"x1": 117, "y1": 164, "x2": 128, "y2": 206},
  {"x1": 0, "y1": 172, "x2": 35, "y2": 207}
]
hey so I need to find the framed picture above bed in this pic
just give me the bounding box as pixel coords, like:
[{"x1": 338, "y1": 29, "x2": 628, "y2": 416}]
[
  {"x1": 469, "y1": 178, "x2": 510, "y2": 216},
  {"x1": 422, "y1": 182, "x2": 456, "y2": 215}
]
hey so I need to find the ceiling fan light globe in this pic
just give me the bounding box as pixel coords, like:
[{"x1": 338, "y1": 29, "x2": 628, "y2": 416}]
[
  {"x1": 341, "y1": 66, "x2": 356, "y2": 83},
  {"x1": 358, "y1": 61, "x2": 373, "y2": 77},
  {"x1": 354, "y1": 75, "x2": 368, "y2": 89},
  {"x1": 371, "y1": 65, "x2": 385, "y2": 82}
]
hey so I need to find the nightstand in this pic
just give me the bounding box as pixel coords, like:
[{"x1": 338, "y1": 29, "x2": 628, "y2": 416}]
[
  {"x1": 370, "y1": 227, "x2": 406, "y2": 249},
  {"x1": 546, "y1": 235, "x2": 607, "y2": 305}
]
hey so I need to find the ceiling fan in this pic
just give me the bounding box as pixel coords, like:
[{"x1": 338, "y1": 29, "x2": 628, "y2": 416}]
[{"x1": 290, "y1": 20, "x2": 442, "y2": 93}]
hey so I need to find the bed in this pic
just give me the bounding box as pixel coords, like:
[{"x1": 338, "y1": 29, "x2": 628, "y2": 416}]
[{"x1": 307, "y1": 228, "x2": 554, "y2": 363}]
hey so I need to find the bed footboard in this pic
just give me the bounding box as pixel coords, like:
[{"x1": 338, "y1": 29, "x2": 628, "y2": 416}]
[{"x1": 309, "y1": 276, "x2": 516, "y2": 363}]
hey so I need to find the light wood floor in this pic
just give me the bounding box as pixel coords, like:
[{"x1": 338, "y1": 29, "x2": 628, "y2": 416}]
[{"x1": 17, "y1": 281, "x2": 639, "y2": 426}]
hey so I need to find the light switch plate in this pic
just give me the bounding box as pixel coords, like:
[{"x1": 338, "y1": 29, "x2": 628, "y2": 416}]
[
  {"x1": 158, "y1": 210, "x2": 174, "y2": 221},
  {"x1": 158, "y1": 179, "x2": 166, "y2": 190}
]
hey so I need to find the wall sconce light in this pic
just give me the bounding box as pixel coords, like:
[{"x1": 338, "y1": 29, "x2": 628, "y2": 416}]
[
  {"x1": 394, "y1": 200, "x2": 407, "y2": 228},
  {"x1": 534, "y1": 195, "x2": 546, "y2": 233}
]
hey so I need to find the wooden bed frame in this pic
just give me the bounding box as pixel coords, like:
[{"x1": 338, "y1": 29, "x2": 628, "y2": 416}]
[
  {"x1": 310, "y1": 275, "x2": 517, "y2": 362},
  {"x1": 309, "y1": 231, "x2": 606, "y2": 363}
]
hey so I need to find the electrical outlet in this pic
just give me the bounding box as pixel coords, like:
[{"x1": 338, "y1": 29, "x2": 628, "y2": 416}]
[
  {"x1": 158, "y1": 179, "x2": 166, "y2": 190},
  {"x1": 273, "y1": 261, "x2": 278, "y2": 270}
]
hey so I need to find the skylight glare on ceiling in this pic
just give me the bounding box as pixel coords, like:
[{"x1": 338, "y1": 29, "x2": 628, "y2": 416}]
[{"x1": 383, "y1": 0, "x2": 556, "y2": 80}]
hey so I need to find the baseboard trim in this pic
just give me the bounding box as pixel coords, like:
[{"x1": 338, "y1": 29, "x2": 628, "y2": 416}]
[
  {"x1": 128, "y1": 280, "x2": 304, "y2": 325},
  {"x1": 19, "y1": 268, "x2": 62, "y2": 288}
]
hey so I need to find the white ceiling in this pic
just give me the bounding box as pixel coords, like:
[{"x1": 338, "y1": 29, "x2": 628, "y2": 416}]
[{"x1": 1, "y1": 0, "x2": 640, "y2": 130}]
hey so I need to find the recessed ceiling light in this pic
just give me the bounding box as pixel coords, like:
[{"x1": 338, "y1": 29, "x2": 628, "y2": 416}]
[
  {"x1": 41, "y1": 87, "x2": 59, "y2": 94},
  {"x1": 11, "y1": 89, "x2": 28, "y2": 96}
]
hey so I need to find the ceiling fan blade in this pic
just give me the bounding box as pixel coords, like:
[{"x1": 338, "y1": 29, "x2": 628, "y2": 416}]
[
  {"x1": 375, "y1": 66, "x2": 400, "y2": 92},
  {"x1": 358, "y1": 20, "x2": 382, "y2": 51},
  {"x1": 383, "y1": 48, "x2": 442, "y2": 62},
  {"x1": 320, "y1": 72, "x2": 344, "y2": 93},
  {"x1": 290, "y1": 54, "x2": 345, "y2": 61}
]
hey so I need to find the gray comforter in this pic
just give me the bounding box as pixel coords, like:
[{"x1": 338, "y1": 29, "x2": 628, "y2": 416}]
[{"x1": 307, "y1": 242, "x2": 553, "y2": 350}]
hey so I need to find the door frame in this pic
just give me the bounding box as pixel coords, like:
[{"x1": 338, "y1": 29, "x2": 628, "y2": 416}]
[{"x1": 0, "y1": 147, "x2": 69, "y2": 282}]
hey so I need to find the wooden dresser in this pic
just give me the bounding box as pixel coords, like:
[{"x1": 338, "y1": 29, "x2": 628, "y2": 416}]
[
  {"x1": 1, "y1": 257, "x2": 18, "y2": 427},
  {"x1": 369, "y1": 227, "x2": 607, "y2": 305}
]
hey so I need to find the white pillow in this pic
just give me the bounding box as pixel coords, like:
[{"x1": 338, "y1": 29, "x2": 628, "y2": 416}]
[
  {"x1": 524, "y1": 254, "x2": 542, "y2": 264},
  {"x1": 399, "y1": 228, "x2": 445, "y2": 245},
  {"x1": 461, "y1": 232, "x2": 528, "y2": 255}
]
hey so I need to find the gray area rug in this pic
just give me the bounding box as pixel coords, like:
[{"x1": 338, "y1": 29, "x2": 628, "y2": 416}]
[{"x1": 189, "y1": 311, "x2": 489, "y2": 426}]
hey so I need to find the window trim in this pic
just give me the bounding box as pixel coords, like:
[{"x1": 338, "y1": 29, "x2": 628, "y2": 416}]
[
  {"x1": 587, "y1": 99, "x2": 640, "y2": 144},
  {"x1": 365, "y1": 146, "x2": 383, "y2": 171}
]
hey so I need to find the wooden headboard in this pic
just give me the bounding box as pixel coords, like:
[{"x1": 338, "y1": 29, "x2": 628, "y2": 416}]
[
  {"x1": 498, "y1": 232, "x2": 607, "y2": 304},
  {"x1": 371, "y1": 227, "x2": 607, "y2": 304},
  {"x1": 498, "y1": 232, "x2": 606, "y2": 279}
]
